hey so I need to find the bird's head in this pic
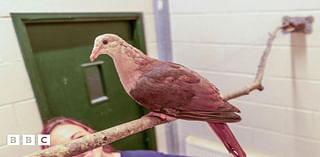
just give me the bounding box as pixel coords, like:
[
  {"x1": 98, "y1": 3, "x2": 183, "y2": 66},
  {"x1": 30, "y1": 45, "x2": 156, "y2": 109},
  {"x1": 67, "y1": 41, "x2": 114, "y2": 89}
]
[{"x1": 90, "y1": 34, "x2": 123, "y2": 62}]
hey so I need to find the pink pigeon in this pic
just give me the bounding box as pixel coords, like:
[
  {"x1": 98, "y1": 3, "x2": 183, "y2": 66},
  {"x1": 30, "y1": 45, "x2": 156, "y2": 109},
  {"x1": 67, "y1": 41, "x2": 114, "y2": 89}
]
[{"x1": 90, "y1": 34, "x2": 246, "y2": 157}]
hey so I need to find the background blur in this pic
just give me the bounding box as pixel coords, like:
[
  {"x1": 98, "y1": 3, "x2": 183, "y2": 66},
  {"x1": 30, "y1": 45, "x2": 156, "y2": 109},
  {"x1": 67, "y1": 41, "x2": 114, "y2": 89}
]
[{"x1": 0, "y1": 0, "x2": 319, "y2": 157}]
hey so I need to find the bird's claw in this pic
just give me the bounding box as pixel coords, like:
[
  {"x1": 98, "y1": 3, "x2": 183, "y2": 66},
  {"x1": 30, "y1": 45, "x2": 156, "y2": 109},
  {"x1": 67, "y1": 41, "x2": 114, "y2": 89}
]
[{"x1": 145, "y1": 112, "x2": 177, "y2": 122}]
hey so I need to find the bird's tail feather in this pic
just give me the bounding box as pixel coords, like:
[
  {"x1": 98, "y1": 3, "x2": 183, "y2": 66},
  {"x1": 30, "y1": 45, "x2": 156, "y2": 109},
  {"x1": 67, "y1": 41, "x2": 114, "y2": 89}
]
[{"x1": 208, "y1": 122, "x2": 246, "y2": 157}]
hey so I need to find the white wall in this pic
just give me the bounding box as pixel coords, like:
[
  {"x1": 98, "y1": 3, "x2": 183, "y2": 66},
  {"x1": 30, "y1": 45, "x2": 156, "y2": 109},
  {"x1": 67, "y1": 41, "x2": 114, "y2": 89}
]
[
  {"x1": 0, "y1": 0, "x2": 160, "y2": 156},
  {"x1": 169, "y1": 0, "x2": 320, "y2": 157}
]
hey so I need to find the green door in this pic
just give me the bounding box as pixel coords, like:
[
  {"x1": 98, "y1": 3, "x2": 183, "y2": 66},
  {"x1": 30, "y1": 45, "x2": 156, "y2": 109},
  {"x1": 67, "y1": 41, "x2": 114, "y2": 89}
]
[{"x1": 12, "y1": 13, "x2": 156, "y2": 150}]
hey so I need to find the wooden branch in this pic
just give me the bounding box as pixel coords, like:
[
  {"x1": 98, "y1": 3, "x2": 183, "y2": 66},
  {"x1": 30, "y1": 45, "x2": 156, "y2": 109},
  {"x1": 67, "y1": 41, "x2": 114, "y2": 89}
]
[
  {"x1": 25, "y1": 116, "x2": 168, "y2": 157},
  {"x1": 222, "y1": 25, "x2": 284, "y2": 101},
  {"x1": 25, "y1": 25, "x2": 285, "y2": 157}
]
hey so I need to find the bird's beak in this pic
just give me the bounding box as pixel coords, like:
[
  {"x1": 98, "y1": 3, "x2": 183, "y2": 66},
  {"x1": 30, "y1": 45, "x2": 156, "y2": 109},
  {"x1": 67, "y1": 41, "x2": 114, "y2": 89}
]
[{"x1": 90, "y1": 46, "x2": 102, "y2": 62}]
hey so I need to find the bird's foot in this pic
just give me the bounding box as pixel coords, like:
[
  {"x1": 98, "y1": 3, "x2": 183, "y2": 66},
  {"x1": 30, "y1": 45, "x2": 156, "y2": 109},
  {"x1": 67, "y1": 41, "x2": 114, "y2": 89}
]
[{"x1": 145, "y1": 112, "x2": 177, "y2": 122}]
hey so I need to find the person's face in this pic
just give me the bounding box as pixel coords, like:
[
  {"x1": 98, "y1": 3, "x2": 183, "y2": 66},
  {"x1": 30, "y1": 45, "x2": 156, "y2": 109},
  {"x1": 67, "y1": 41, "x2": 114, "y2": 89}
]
[{"x1": 50, "y1": 123, "x2": 103, "y2": 157}]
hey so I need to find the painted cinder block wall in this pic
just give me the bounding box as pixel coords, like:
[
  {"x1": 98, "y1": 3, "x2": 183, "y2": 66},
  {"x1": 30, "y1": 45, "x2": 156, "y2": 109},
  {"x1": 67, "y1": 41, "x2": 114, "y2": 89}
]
[
  {"x1": 2, "y1": 0, "x2": 320, "y2": 156},
  {"x1": 0, "y1": 1, "x2": 160, "y2": 156},
  {"x1": 169, "y1": 0, "x2": 320, "y2": 156}
]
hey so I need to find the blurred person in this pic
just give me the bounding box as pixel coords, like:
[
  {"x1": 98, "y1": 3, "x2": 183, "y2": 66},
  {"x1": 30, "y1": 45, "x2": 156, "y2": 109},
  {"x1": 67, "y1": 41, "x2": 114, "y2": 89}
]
[{"x1": 41, "y1": 117, "x2": 188, "y2": 157}]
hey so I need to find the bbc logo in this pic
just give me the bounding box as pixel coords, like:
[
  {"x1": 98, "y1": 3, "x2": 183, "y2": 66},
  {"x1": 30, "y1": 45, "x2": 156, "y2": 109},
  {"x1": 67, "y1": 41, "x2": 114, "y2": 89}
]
[{"x1": 7, "y1": 134, "x2": 50, "y2": 146}]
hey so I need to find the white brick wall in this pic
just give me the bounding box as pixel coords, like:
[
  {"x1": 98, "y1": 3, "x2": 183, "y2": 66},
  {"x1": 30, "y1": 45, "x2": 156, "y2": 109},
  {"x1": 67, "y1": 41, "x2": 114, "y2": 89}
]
[
  {"x1": 3, "y1": 0, "x2": 320, "y2": 156},
  {"x1": 0, "y1": 0, "x2": 159, "y2": 156},
  {"x1": 170, "y1": 0, "x2": 320, "y2": 156}
]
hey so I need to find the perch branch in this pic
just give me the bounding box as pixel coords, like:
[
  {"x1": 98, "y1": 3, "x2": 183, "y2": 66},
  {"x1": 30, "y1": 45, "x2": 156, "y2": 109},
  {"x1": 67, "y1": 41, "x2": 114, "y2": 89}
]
[
  {"x1": 222, "y1": 25, "x2": 285, "y2": 101},
  {"x1": 24, "y1": 25, "x2": 285, "y2": 157},
  {"x1": 25, "y1": 115, "x2": 169, "y2": 157}
]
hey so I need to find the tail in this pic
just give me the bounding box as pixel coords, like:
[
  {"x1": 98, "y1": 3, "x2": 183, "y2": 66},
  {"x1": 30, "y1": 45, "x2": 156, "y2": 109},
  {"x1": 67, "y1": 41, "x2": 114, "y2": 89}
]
[{"x1": 208, "y1": 122, "x2": 246, "y2": 157}]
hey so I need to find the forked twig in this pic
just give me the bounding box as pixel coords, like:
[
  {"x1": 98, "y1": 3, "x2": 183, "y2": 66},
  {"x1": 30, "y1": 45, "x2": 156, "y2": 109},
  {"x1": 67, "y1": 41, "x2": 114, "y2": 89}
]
[{"x1": 222, "y1": 25, "x2": 285, "y2": 101}]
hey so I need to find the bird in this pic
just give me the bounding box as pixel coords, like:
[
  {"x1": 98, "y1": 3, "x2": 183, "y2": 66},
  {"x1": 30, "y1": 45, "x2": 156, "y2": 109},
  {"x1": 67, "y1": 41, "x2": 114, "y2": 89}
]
[{"x1": 90, "y1": 34, "x2": 246, "y2": 157}]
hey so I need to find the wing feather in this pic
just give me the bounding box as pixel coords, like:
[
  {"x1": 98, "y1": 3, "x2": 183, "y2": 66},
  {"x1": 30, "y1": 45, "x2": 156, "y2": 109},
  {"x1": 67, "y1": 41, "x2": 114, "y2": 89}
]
[{"x1": 130, "y1": 61, "x2": 241, "y2": 123}]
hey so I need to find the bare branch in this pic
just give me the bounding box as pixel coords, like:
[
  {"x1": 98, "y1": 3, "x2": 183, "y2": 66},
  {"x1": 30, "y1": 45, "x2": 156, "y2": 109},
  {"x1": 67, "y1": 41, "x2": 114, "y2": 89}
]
[
  {"x1": 222, "y1": 25, "x2": 285, "y2": 101},
  {"x1": 25, "y1": 25, "x2": 285, "y2": 157},
  {"x1": 25, "y1": 115, "x2": 169, "y2": 157}
]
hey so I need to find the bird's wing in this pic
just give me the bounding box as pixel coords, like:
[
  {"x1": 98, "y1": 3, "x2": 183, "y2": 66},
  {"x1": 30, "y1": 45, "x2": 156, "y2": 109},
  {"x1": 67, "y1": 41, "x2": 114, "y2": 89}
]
[{"x1": 129, "y1": 62, "x2": 241, "y2": 123}]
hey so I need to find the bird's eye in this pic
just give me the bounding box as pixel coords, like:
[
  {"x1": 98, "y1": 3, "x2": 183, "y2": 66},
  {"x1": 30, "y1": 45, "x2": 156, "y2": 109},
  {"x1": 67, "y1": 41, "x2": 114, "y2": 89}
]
[{"x1": 102, "y1": 39, "x2": 108, "y2": 45}]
